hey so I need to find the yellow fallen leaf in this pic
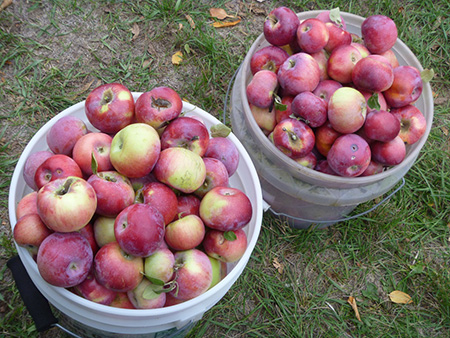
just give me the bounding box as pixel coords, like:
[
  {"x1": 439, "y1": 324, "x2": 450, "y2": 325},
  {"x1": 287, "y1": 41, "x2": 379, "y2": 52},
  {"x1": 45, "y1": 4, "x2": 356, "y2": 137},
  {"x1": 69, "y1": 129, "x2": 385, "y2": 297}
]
[
  {"x1": 347, "y1": 296, "x2": 362, "y2": 322},
  {"x1": 210, "y1": 8, "x2": 230, "y2": 20},
  {"x1": 212, "y1": 18, "x2": 241, "y2": 28},
  {"x1": 0, "y1": 0, "x2": 13, "y2": 12},
  {"x1": 273, "y1": 257, "x2": 284, "y2": 274},
  {"x1": 389, "y1": 290, "x2": 413, "y2": 304},
  {"x1": 172, "y1": 51, "x2": 183, "y2": 65},
  {"x1": 185, "y1": 14, "x2": 195, "y2": 29}
]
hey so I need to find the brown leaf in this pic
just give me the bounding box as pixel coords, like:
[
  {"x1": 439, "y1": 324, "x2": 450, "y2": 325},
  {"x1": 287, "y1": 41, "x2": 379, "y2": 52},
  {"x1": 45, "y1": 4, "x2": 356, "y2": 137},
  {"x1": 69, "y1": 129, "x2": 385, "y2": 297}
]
[
  {"x1": 172, "y1": 51, "x2": 183, "y2": 65},
  {"x1": 212, "y1": 18, "x2": 241, "y2": 28},
  {"x1": 347, "y1": 296, "x2": 362, "y2": 322},
  {"x1": 0, "y1": 0, "x2": 13, "y2": 12},
  {"x1": 185, "y1": 14, "x2": 195, "y2": 29},
  {"x1": 131, "y1": 23, "x2": 140, "y2": 41},
  {"x1": 389, "y1": 290, "x2": 413, "y2": 304},
  {"x1": 210, "y1": 8, "x2": 230, "y2": 20},
  {"x1": 142, "y1": 59, "x2": 153, "y2": 69},
  {"x1": 178, "y1": 23, "x2": 183, "y2": 31},
  {"x1": 272, "y1": 257, "x2": 284, "y2": 274}
]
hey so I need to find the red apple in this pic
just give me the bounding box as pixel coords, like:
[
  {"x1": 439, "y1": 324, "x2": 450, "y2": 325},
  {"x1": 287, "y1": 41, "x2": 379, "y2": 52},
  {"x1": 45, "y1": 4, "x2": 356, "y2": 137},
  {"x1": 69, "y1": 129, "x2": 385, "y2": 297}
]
[
  {"x1": 37, "y1": 176, "x2": 97, "y2": 232},
  {"x1": 78, "y1": 223, "x2": 99, "y2": 256},
  {"x1": 175, "y1": 194, "x2": 201, "y2": 220},
  {"x1": 361, "y1": 91, "x2": 388, "y2": 112},
  {"x1": 85, "y1": 82, "x2": 135, "y2": 134},
  {"x1": 169, "y1": 249, "x2": 212, "y2": 301},
  {"x1": 37, "y1": 232, "x2": 93, "y2": 288},
  {"x1": 310, "y1": 49, "x2": 330, "y2": 81},
  {"x1": 94, "y1": 241, "x2": 143, "y2": 292},
  {"x1": 312, "y1": 79, "x2": 342, "y2": 104},
  {"x1": 46, "y1": 115, "x2": 88, "y2": 156},
  {"x1": 250, "y1": 45, "x2": 289, "y2": 75},
  {"x1": 110, "y1": 123, "x2": 161, "y2": 178},
  {"x1": 378, "y1": 49, "x2": 400, "y2": 68},
  {"x1": 34, "y1": 154, "x2": 83, "y2": 190},
  {"x1": 277, "y1": 52, "x2": 321, "y2": 96},
  {"x1": 23, "y1": 151, "x2": 53, "y2": 191},
  {"x1": 72, "y1": 132, "x2": 113, "y2": 176},
  {"x1": 194, "y1": 157, "x2": 229, "y2": 198},
  {"x1": 204, "y1": 137, "x2": 240, "y2": 177},
  {"x1": 314, "y1": 159, "x2": 339, "y2": 175},
  {"x1": 291, "y1": 91, "x2": 327, "y2": 128},
  {"x1": 13, "y1": 213, "x2": 53, "y2": 256},
  {"x1": 327, "y1": 87, "x2": 367, "y2": 134},
  {"x1": 203, "y1": 228, "x2": 247, "y2": 263},
  {"x1": 363, "y1": 110, "x2": 401, "y2": 142},
  {"x1": 352, "y1": 54, "x2": 394, "y2": 92},
  {"x1": 165, "y1": 214, "x2": 205, "y2": 251},
  {"x1": 249, "y1": 103, "x2": 277, "y2": 136},
  {"x1": 153, "y1": 147, "x2": 206, "y2": 194},
  {"x1": 314, "y1": 121, "x2": 342, "y2": 157},
  {"x1": 114, "y1": 203, "x2": 165, "y2": 257},
  {"x1": 73, "y1": 269, "x2": 117, "y2": 305},
  {"x1": 160, "y1": 116, "x2": 210, "y2": 157},
  {"x1": 199, "y1": 186, "x2": 252, "y2": 232},
  {"x1": 383, "y1": 65, "x2": 423, "y2": 108},
  {"x1": 246, "y1": 69, "x2": 278, "y2": 109},
  {"x1": 360, "y1": 160, "x2": 384, "y2": 176},
  {"x1": 134, "y1": 86, "x2": 183, "y2": 131},
  {"x1": 15, "y1": 191, "x2": 38, "y2": 219},
  {"x1": 294, "y1": 151, "x2": 317, "y2": 169},
  {"x1": 324, "y1": 22, "x2": 352, "y2": 53},
  {"x1": 390, "y1": 104, "x2": 427, "y2": 145},
  {"x1": 351, "y1": 42, "x2": 370, "y2": 58},
  {"x1": 87, "y1": 171, "x2": 135, "y2": 217},
  {"x1": 371, "y1": 136, "x2": 406, "y2": 166},
  {"x1": 361, "y1": 14, "x2": 398, "y2": 54},
  {"x1": 296, "y1": 18, "x2": 329, "y2": 54},
  {"x1": 316, "y1": 10, "x2": 347, "y2": 30},
  {"x1": 142, "y1": 181, "x2": 178, "y2": 226},
  {"x1": 263, "y1": 6, "x2": 299, "y2": 46},
  {"x1": 327, "y1": 44, "x2": 362, "y2": 84},
  {"x1": 110, "y1": 292, "x2": 136, "y2": 309},
  {"x1": 272, "y1": 118, "x2": 315, "y2": 159},
  {"x1": 327, "y1": 134, "x2": 371, "y2": 177},
  {"x1": 275, "y1": 95, "x2": 294, "y2": 123}
]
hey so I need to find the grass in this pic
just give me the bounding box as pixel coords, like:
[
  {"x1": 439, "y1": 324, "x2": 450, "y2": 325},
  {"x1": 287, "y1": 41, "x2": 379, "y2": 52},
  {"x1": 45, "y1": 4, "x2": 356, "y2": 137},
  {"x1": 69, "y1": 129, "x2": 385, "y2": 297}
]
[{"x1": 1, "y1": 0, "x2": 450, "y2": 337}]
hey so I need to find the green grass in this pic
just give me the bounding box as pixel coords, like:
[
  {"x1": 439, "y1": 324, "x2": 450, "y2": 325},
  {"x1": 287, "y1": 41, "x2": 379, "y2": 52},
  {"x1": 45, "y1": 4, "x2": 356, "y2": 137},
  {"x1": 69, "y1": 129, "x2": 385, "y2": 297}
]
[{"x1": 1, "y1": 0, "x2": 450, "y2": 337}]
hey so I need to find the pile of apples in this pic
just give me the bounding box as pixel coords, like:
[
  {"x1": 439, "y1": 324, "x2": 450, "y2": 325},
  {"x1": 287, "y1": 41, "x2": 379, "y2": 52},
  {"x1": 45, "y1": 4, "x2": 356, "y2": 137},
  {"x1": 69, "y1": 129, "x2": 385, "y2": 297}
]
[
  {"x1": 247, "y1": 7, "x2": 428, "y2": 177},
  {"x1": 13, "y1": 83, "x2": 254, "y2": 309}
]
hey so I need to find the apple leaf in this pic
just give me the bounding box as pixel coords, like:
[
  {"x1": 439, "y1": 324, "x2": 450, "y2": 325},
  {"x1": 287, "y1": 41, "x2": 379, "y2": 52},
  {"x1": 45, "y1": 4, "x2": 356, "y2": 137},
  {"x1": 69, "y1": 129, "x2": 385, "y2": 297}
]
[
  {"x1": 91, "y1": 152, "x2": 98, "y2": 176},
  {"x1": 421, "y1": 68, "x2": 434, "y2": 83},
  {"x1": 347, "y1": 296, "x2": 362, "y2": 322},
  {"x1": 146, "y1": 276, "x2": 165, "y2": 286},
  {"x1": 367, "y1": 92, "x2": 381, "y2": 111},
  {"x1": 329, "y1": 8, "x2": 343, "y2": 27},
  {"x1": 274, "y1": 94, "x2": 287, "y2": 111},
  {"x1": 210, "y1": 123, "x2": 231, "y2": 138},
  {"x1": 172, "y1": 51, "x2": 183, "y2": 65},
  {"x1": 389, "y1": 290, "x2": 413, "y2": 304},
  {"x1": 224, "y1": 231, "x2": 237, "y2": 241},
  {"x1": 142, "y1": 285, "x2": 160, "y2": 300}
]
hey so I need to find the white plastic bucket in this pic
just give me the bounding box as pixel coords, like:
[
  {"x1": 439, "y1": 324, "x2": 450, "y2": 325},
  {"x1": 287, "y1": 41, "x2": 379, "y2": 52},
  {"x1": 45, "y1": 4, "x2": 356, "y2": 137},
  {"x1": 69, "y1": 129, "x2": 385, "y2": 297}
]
[
  {"x1": 230, "y1": 11, "x2": 433, "y2": 229},
  {"x1": 8, "y1": 95, "x2": 263, "y2": 337}
]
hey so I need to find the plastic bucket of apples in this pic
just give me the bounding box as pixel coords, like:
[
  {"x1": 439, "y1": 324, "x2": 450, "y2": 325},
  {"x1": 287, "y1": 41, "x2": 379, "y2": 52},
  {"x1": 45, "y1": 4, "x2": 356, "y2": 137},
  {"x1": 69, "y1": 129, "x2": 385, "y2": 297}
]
[
  {"x1": 8, "y1": 85, "x2": 263, "y2": 337},
  {"x1": 230, "y1": 8, "x2": 433, "y2": 229}
]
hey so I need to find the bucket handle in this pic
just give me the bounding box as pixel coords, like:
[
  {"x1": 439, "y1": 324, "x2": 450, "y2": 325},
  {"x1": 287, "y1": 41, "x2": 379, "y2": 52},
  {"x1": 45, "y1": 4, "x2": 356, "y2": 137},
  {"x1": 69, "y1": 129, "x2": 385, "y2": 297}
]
[
  {"x1": 264, "y1": 176, "x2": 405, "y2": 226},
  {"x1": 7, "y1": 255, "x2": 83, "y2": 338}
]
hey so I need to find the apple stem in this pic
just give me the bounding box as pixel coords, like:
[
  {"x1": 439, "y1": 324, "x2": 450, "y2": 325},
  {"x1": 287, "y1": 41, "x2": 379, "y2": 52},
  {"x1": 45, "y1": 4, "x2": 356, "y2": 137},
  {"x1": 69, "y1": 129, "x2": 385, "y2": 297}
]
[{"x1": 282, "y1": 127, "x2": 298, "y2": 141}]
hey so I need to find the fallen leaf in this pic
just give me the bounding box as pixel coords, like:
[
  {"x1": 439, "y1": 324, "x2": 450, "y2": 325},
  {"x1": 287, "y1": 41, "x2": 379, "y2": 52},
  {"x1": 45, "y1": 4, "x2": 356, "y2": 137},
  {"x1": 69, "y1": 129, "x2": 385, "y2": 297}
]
[
  {"x1": 210, "y1": 8, "x2": 230, "y2": 20},
  {"x1": 0, "y1": 0, "x2": 13, "y2": 12},
  {"x1": 178, "y1": 23, "x2": 183, "y2": 31},
  {"x1": 347, "y1": 296, "x2": 362, "y2": 322},
  {"x1": 442, "y1": 126, "x2": 448, "y2": 136},
  {"x1": 185, "y1": 14, "x2": 195, "y2": 29},
  {"x1": 212, "y1": 18, "x2": 241, "y2": 28},
  {"x1": 131, "y1": 23, "x2": 140, "y2": 41},
  {"x1": 78, "y1": 79, "x2": 95, "y2": 94},
  {"x1": 172, "y1": 51, "x2": 183, "y2": 65},
  {"x1": 273, "y1": 257, "x2": 284, "y2": 274},
  {"x1": 389, "y1": 290, "x2": 413, "y2": 304},
  {"x1": 142, "y1": 59, "x2": 153, "y2": 69}
]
